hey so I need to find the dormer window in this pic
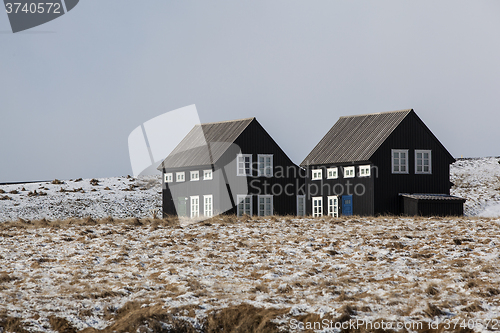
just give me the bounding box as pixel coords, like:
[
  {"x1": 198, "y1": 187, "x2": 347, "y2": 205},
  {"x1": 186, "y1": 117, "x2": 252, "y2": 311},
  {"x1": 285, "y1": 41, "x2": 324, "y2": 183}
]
[
  {"x1": 343, "y1": 166, "x2": 355, "y2": 178},
  {"x1": 312, "y1": 169, "x2": 322, "y2": 180},
  {"x1": 327, "y1": 167, "x2": 338, "y2": 179}
]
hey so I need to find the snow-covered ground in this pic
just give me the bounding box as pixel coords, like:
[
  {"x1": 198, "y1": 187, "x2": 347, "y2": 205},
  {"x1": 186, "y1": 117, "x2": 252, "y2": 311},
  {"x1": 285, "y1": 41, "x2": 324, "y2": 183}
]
[
  {"x1": 0, "y1": 176, "x2": 162, "y2": 222},
  {"x1": 450, "y1": 157, "x2": 500, "y2": 217},
  {"x1": 1, "y1": 216, "x2": 500, "y2": 332}
]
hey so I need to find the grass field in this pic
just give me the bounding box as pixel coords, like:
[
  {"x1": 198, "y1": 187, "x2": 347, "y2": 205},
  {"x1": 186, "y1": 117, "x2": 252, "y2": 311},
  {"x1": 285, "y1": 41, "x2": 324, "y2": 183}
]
[{"x1": 1, "y1": 215, "x2": 500, "y2": 332}]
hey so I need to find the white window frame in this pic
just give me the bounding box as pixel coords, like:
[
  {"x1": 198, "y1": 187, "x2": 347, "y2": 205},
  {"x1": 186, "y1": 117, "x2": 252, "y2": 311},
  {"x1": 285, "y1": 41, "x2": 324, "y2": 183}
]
[
  {"x1": 237, "y1": 154, "x2": 253, "y2": 176},
  {"x1": 176, "y1": 172, "x2": 185, "y2": 182},
  {"x1": 296, "y1": 195, "x2": 305, "y2": 216},
  {"x1": 327, "y1": 196, "x2": 339, "y2": 217},
  {"x1": 190, "y1": 170, "x2": 199, "y2": 181},
  {"x1": 359, "y1": 165, "x2": 371, "y2": 177},
  {"x1": 190, "y1": 196, "x2": 199, "y2": 218},
  {"x1": 312, "y1": 197, "x2": 323, "y2": 217},
  {"x1": 237, "y1": 195, "x2": 252, "y2": 217},
  {"x1": 392, "y1": 149, "x2": 409, "y2": 174},
  {"x1": 258, "y1": 195, "x2": 273, "y2": 217},
  {"x1": 203, "y1": 169, "x2": 213, "y2": 180},
  {"x1": 415, "y1": 150, "x2": 432, "y2": 174},
  {"x1": 312, "y1": 169, "x2": 323, "y2": 180},
  {"x1": 327, "y1": 167, "x2": 338, "y2": 179},
  {"x1": 164, "y1": 173, "x2": 173, "y2": 183},
  {"x1": 257, "y1": 154, "x2": 273, "y2": 177},
  {"x1": 343, "y1": 166, "x2": 355, "y2": 178},
  {"x1": 203, "y1": 195, "x2": 213, "y2": 217}
]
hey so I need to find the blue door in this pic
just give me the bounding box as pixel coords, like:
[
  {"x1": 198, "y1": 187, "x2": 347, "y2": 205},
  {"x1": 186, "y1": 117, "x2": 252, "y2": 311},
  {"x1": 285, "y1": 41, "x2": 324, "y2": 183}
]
[{"x1": 342, "y1": 195, "x2": 353, "y2": 216}]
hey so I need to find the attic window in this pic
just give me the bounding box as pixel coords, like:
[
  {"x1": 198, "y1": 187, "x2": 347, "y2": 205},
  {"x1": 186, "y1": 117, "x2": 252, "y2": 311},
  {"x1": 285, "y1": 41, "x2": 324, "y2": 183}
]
[
  {"x1": 312, "y1": 169, "x2": 322, "y2": 180},
  {"x1": 359, "y1": 165, "x2": 371, "y2": 177},
  {"x1": 237, "y1": 154, "x2": 252, "y2": 176},
  {"x1": 164, "y1": 173, "x2": 173, "y2": 183},
  {"x1": 327, "y1": 167, "x2": 338, "y2": 179},
  {"x1": 392, "y1": 149, "x2": 408, "y2": 174},
  {"x1": 258, "y1": 155, "x2": 273, "y2": 177},
  {"x1": 343, "y1": 166, "x2": 355, "y2": 178},
  {"x1": 415, "y1": 150, "x2": 432, "y2": 174}
]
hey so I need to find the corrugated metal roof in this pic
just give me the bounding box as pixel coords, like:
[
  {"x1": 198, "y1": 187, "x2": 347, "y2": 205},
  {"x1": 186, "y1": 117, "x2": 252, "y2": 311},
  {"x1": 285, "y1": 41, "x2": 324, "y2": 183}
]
[
  {"x1": 158, "y1": 117, "x2": 254, "y2": 169},
  {"x1": 400, "y1": 193, "x2": 466, "y2": 201},
  {"x1": 300, "y1": 109, "x2": 412, "y2": 166}
]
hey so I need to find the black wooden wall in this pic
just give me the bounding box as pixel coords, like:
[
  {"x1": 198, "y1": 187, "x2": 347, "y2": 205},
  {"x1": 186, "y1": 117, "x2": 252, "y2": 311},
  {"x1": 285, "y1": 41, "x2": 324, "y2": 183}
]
[{"x1": 371, "y1": 111, "x2": 455, "y2": 215}]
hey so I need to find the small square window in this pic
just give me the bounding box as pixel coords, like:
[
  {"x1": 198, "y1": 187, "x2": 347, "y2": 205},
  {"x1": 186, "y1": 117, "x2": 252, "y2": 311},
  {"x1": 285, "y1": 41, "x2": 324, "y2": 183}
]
[
  {"x1": 176, "y1": 172, "x2": 185, "y2": 182},
  {"x1": 343, "y1": 166, "x2": 355, "y2": 178},
  {"x1": 190, "y1": 171, "x2": 199, "y2": 181},
  {"x1": 203, "y1": 169, "x2": 213, "y2": 180},
  {"x1": 164, "y1": 173, "x2": 173, "y2": 183},
  {"x1": 327, "y1": 167, "x2": 338, "y2": 179},
  {"x1": 359, "y1": 165, "x2": 371, "y2": 177},
  {"x1": 312, "y1": 169, "x2": 323, "y2": 180}
]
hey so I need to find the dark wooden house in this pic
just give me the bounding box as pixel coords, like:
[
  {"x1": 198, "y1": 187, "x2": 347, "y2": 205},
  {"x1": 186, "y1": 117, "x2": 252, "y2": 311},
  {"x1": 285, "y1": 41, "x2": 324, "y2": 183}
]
[
  {"x1": 157, "y1": 117, "x2": 305, "y2": 218},
  {"x1": 300, "y1": 109, "x2": 465, "y2": 216}
]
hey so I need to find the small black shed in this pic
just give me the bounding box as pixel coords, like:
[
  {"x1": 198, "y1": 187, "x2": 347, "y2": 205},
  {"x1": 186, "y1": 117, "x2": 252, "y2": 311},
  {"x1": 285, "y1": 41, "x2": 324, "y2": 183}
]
[{"x1": 400, "y1": 194, "x2": 466, "y2": 216}]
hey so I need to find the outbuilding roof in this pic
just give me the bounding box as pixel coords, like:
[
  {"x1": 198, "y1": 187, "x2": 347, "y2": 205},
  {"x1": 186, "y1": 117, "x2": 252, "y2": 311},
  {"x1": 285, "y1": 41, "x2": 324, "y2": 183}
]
[
  {"x1": 157, "y1": 117, "x2": 255, "y2": 169},
  {"x1": 400, "y1": 193, "x2": 466, "y2": 202}
]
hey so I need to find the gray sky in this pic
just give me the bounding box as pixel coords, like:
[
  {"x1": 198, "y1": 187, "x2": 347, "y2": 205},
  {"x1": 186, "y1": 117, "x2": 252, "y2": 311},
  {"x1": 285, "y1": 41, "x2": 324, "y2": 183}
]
[{"x1": 1, "y1": 1, "x2": 499, "y2": 182}]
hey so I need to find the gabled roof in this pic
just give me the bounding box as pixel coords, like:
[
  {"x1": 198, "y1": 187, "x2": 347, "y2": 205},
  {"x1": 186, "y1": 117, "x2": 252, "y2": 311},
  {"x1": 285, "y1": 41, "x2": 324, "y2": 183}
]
[
  {"x1": 301, "y1": 109, "x2": 412, "y2": 166},
  {"x1": 158, "y1": 117, "x2": 254, "y2": 169}
]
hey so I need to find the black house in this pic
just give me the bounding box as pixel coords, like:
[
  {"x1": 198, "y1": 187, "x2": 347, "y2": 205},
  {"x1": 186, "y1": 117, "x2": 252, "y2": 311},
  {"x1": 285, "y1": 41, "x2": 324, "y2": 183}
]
[
  {"x1": 300, "y1": 109, "x2": 465, "y2": 216},
  {"x1": 157, "y1": 117, "x2": 305, "y2": 218}
]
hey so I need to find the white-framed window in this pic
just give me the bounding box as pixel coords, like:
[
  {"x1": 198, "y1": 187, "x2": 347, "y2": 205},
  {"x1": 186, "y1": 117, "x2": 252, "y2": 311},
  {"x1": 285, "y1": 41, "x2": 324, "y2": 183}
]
[
  {"x1": 327, "y1": 167, "x2": 338, "y2": 179},
  {"x1": 359, "y1": 165, "x2": 371, "y2": 177},
  {"x1": 237, "y1": 195, "x2": 252, "y2": 216},
  {"x1": 164, "y1": 173, "x2": 173, "y2": 183},
  {"x1": 176, "y1": 172, "x2": 185, "y2": 182},
  {"x1": 343, "y1": 166, "x2": 355, "y2": 178},
  {"x1": 258, "y1": 195, "x2": 273, "y2": 216},
  {"x1": 257, "y1": 154, "x2": 273, "y2": 177},
  {"x1": 190, "y1": 196, "x2": 199, "y2": 218},
  {"x1": 392, "y1": 149, "x2": 408, "y2": 174},
  {"x1": 203, "y1": 169, "x2": 213, "y2": 180},
  {"x1": 327, "y1": 196, "x2": 339, "y2": 217},
  {"x1": 312, "y1": 169, "x2": 322, "y2": 180},
  {"x1": 190, "y1": 170, "x2": 199, "y2": 181},
  {"x1": 297, "y1": 195, "x2": 305, "y2": 216},
  {"x1": 237, "y1": 154, "x2": 252, "y2": 176},
  {"x1": 312, "y1": 197, "x2": 323, "y2": 217},
  {"x1": 203, "y1": 195, "x2": 213, "y2": 217},
  {"x1": 415, "y1": 150, "x2": 432, "y2": 174}
]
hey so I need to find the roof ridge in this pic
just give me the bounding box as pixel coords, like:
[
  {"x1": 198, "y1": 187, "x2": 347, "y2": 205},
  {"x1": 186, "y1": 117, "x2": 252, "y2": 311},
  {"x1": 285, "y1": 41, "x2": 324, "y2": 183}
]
[
  {"x1": 339, "y1": 109, "x2": 412, "y2": 119},
  {"x1": 198, "y1": 117, "x2": 255, "y2": 126}
]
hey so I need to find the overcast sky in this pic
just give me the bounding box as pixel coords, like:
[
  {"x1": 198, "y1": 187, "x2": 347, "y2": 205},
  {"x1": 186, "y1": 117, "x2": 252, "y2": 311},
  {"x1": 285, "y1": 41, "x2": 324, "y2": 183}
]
[{"x1": 1, "y1": 1, "x2": 499, "y2": 182}]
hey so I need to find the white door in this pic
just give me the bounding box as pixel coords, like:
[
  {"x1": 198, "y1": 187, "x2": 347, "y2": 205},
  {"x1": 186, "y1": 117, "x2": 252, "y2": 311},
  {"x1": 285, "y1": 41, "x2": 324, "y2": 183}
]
[
  {"x1": 312, "y1": 197, "x2": 322, "y2": 217},
  {"x1": 204, "y1": 195, "x2": 213, "y2": 217},
  {"x1": 328, "y1": 196, "x2": 338, "y2": 217},
  {"x1": 190, "y1": 196, "x2": 199, "y2": 218}
]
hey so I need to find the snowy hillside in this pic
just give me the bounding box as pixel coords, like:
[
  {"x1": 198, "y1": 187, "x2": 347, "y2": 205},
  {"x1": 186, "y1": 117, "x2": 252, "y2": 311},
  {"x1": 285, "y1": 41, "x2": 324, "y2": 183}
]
[
  {"x1": 450, "y1": 157, "x2": 500, "y2": 217},
  {"x1": 0, "y1": 176, "x2": 162, "y2": 222},
  {"x1": 0, "y1": 156, "x2": 499, "y2": 221}
]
